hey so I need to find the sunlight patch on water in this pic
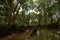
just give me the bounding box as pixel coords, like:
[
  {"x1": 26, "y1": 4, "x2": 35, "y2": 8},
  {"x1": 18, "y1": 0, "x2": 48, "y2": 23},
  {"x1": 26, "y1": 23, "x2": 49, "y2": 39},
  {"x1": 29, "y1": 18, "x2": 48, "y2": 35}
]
[{"x1": 54, "y1": 34, "x2": 59, "y2": 38}]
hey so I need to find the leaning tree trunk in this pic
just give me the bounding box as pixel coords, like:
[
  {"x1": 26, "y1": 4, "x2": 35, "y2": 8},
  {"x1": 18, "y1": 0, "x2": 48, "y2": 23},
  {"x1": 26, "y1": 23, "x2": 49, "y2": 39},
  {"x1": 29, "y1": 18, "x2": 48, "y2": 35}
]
[
  {"x1": 8, "y1": 0, "x2": 16, "y2": 27},
  {"x1": 8, "y1": 8, "x2": 13, "y2": 27}
]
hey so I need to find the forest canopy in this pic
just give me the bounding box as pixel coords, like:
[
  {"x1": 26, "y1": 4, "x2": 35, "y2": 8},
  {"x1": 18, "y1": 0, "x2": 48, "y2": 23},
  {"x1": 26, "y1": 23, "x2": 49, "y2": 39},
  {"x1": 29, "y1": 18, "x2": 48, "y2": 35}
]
[{"x1": 0, "y1": 0, "x2": 60, "y2": 27}]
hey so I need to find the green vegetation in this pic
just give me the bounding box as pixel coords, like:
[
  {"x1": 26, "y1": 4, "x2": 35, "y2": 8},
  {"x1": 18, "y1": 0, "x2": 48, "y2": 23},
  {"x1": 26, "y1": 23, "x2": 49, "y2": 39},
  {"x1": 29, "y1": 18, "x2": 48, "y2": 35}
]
[{"x1": 0, "y1": 0, "x2": 60, "y2": 40}]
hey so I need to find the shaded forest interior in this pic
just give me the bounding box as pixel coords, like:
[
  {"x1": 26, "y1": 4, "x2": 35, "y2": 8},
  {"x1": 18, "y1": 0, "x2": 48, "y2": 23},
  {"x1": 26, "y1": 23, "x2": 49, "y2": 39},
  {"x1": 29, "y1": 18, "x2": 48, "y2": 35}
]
[
  {"x1": 0, "y1": 0, "x2": 60, "y2": 40},
  {"x1": 0, "y1": 22, "x2": 59, "y2": 38}
]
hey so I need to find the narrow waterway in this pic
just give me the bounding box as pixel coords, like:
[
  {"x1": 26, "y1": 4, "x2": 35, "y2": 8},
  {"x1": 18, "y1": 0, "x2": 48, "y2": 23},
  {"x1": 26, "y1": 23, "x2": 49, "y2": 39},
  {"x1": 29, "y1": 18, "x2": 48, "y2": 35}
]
[
  {"x1": 0, "y1": 28, "x2": 59, "y2": 40},
  {"x1": 28, "y1": 29, "x2": 60, "y2": 40}
]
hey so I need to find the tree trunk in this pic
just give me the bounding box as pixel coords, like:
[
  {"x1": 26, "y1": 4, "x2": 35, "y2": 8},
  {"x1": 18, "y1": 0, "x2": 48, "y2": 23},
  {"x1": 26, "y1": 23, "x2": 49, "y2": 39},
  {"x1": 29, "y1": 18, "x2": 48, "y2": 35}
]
[{"x1": 8, "y1": 9, "x2": 12, "y2": 27}]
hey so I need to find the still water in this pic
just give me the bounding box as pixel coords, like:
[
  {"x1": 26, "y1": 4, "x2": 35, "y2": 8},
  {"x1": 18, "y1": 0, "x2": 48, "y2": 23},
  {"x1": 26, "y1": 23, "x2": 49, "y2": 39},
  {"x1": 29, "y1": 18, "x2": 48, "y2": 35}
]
[{"x1": 28, "y1": 29, "x2": 60, "y2": 40}]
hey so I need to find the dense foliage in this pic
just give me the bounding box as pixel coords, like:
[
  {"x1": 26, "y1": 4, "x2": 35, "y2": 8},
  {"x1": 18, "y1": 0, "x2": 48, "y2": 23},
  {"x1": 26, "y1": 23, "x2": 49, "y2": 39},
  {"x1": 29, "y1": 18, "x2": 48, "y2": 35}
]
[{"x1": 0, "y1": 0, "x2": 60, "y2": 38}]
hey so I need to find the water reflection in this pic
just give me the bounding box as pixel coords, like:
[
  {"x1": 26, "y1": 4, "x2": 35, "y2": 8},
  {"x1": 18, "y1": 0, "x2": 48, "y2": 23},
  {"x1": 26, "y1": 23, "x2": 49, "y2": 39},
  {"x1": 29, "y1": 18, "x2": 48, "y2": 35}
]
[{"x1": 28, "y1": 29, "x2": 60, "y2": 40}]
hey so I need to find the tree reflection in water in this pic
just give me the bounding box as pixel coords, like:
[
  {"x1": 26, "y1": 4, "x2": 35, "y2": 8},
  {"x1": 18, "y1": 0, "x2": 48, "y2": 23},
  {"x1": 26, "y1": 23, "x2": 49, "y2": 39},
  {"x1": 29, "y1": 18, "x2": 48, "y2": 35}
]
[{"x1": 29, "y1": 29, "x2": 60, "y2": 40}]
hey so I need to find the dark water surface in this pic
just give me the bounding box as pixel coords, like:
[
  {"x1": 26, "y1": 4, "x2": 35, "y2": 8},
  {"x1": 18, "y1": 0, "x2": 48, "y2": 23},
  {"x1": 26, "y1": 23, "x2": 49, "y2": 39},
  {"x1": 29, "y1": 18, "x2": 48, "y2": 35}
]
[
  {"x1": 29, "y1": 29, "x2": 60, "y2": 40},
  {"x1": 0, "y1": 28, "x2": 59, "y2": 40}
]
